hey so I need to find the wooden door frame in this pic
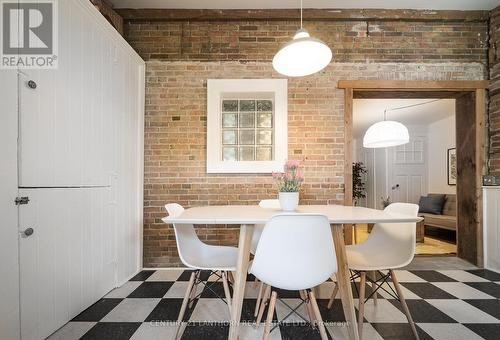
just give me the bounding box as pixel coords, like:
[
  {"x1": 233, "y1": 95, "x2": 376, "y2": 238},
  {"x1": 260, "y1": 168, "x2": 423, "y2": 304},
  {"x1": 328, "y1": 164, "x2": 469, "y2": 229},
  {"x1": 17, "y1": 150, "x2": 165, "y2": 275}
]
[{"x1": 338, "y1": 80, "x2": 489, "y2": 266}]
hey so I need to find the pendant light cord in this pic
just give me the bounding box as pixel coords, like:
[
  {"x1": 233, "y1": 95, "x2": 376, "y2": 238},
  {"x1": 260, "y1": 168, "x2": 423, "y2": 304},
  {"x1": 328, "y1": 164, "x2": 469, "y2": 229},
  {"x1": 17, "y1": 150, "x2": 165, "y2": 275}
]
[
  {"x1": 383, "y1": 99, "x2": 441, "y2": 121},
  {"x1": 300, "y1": 0, "x2": 303, "y2": 29}
]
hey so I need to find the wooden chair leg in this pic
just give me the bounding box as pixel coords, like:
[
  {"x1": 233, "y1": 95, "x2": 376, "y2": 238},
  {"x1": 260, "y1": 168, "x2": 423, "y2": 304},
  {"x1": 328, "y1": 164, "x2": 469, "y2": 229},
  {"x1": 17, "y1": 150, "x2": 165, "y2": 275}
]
[
  {"x1": 300, "y1": 290, "x2": 315, "y2": 325},
  {"x1": 222, "y1": 271, "x2": 232, "y2": 315},
  {"x1": 254, "y1": 282, "x2": 265, "y2": 317},
  {"x1": 390, "y1": 270, "x2": 420, "y2": 340},
  {"x1": 188, "y1": 270, "x2": 200, "y2": 309},
  {"x1": 263, "y1": 291, "x2": 277, "y2": 340},
  {"x1": 327, "y1": 283, "x2": 339, "y2": 309},
  {"x1": 369, "y1": 271, "x2": 378, "y2": 306},
  {"x1": 256, "y1": 284, "x2": 271, "y2": 325},
  {"x1": 358, "y1": 272, "x2": 366, "y2": 340},
  {"x1": 175, "y1": 271, "x2": 196, "y2": 340},
  {"x1": 309, "y1": 290, "x2": 328, "y2": 340},
  {"x1": 253, "y1": 276, "x2": 259, "y2": 289}
]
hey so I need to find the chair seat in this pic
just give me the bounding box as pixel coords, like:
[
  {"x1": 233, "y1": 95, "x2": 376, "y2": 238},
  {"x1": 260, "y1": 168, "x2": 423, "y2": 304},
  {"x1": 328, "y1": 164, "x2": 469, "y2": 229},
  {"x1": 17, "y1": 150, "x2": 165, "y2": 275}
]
[
  {"x1": 346, "y1": 243, "x2": 411, "y2": 271},
  {"x1": 183, "y1": 244, "x2": 239, "y2": 271}
]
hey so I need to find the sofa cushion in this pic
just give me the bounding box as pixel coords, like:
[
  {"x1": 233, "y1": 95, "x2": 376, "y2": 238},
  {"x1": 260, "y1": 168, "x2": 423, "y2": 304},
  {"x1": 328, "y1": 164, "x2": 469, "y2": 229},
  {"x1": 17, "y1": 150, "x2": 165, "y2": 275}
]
[{"x1": 418, "y1": 194, "x2": 446, "y2": 215}]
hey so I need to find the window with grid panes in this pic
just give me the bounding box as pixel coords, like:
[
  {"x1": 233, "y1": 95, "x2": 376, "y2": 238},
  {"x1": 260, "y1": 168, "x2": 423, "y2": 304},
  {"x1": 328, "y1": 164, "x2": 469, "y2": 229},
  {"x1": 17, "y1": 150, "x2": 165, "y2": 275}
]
[{"x1": 221, "y1": 99, "x2": 274, "y2": 162}]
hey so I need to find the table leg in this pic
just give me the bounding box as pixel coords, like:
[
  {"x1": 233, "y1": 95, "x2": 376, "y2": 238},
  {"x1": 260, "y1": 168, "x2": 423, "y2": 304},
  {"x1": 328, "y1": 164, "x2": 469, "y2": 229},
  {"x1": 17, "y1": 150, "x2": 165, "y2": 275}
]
[
  {"x1": 332, "y1": 224, "x2": 360, "y2": 340},
  {"x1": 228, "y1": 224, "x2": 254, "y2": 340}
]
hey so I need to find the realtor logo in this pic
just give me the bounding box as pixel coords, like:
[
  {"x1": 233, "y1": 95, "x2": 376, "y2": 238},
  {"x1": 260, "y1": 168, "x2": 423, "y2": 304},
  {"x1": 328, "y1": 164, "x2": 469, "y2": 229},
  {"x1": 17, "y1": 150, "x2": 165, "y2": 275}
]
[{"x1": 1, "y1": 0, "x2": 58, "y2": 68}]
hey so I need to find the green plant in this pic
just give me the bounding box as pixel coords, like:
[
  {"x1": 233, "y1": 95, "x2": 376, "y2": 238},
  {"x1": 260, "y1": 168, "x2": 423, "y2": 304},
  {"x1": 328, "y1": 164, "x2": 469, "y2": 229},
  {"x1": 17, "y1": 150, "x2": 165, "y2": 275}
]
[
  {"x1": 381, "y1": 196, "x2": 391, "y2": 208},
  {"x1": 352, "y1": 162, "x2": 367, "y2": 205}
]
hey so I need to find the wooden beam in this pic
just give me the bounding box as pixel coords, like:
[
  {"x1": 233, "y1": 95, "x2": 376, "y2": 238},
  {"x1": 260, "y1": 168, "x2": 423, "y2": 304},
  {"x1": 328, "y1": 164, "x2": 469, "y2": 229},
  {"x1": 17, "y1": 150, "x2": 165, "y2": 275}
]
[
  {"x1": 338, "y1": 80, "x2": 489, "y2": 90},
  {"x1": 343, "y1": 88, "x2": 354, "y2": 245},
  {"x1": 475, "y1": 89, "x2": 487, "y2": 266},
  {"x1": 116, "y1": 8, "x2": 488, "y2": 23},
  {"x1": 91, "y1": 0, "x2": 124, "y2": 35},
  {"x1": 353, "y1": 90, "x2": 467, "y2": 99}
]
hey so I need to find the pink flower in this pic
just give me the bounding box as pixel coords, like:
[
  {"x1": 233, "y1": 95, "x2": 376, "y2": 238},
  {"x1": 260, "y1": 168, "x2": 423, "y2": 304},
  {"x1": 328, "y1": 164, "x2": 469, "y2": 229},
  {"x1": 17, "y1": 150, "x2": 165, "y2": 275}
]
[
  {"x1": 296, "y1": 171, "x2": 304, "y2": 180},
  {"x1": 285, "y1": 160, "x2": 300, "y2": 170}
]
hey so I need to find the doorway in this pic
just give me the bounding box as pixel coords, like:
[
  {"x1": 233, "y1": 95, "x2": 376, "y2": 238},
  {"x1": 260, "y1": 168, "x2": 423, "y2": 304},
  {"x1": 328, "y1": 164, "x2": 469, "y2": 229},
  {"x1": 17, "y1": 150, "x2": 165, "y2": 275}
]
[
  {"x1": 352, "y1": 98, "x2": 457, "y2": 255},
  {"x1": 340, "y1": 80, "x2": 488, "y2": 266}
]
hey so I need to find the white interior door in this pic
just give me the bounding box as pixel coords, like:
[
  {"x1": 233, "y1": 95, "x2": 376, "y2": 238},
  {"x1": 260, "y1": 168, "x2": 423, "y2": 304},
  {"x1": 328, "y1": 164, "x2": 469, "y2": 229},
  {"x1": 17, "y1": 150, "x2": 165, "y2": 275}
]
[
  {"x1": 19, "y1": 188, "x2": 115, "y2": 340},
  {"x1": 388, "y1": 134, "x2": 427, "y2": 204}
]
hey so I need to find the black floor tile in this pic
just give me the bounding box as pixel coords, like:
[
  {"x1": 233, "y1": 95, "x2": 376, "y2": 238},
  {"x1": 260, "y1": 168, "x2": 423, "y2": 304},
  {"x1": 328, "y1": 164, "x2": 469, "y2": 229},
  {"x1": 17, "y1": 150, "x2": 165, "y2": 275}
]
[
  {"x1": 401, "y1": 282, "x2": 457, "y2": 299},
  {"x1": 240, "y1": 298, "x2": 278, "y2": 322},
  {"x1": 181, "y1": 323, "x2": 229, "y2": 340},
  {"x1": 72, "y1": 299, "x2": 123, "y2": 322},
  {"x1": 127, "y1": 282, "x2": 174, "y2": 298},
  {"x1": 315, "y1": 299, "x2": 348, "y2": 323},
  {"x1": 273, "y1": 288, "x2": 301, "y2": 299},
  {"x1": 466, "y1": 269, "x2": 500, "y2": 281},
  {"x1": 200, "y1": 282, "x2": 231, "y2": 299},
  {"x1": 464, "y1": 282, "x2": 500, "y2": 298},
  {"x1": 464, "y1": 299, "x2": 500, "y2": 319},
  {"x1": 388, "y1": 299, "x2": 457, "y2": 323},
  {"x1": 80, "y1": 322, "x2": 141, "y2": 340},
  {"x1": 464, "y1": 323, "x2": 500, "y2": 340},
  {"x1": 279, "y1": 324, "x2": 332, "y2": 340},
  {"x1": 410, "y1": 270, "x2": 457, "y2": 282},
  {"x1": 129, "y1": 270, "x2": 156, "y2": 281},
  {"x1": 145, "y1": 298, "x2": 197, "y2": 322},
  {"x1": 177, "y1": 270, "x2": 212, "y2": 282},
  {"x1": 371, "y1": 323, "x2": 432, "y2": 340}
]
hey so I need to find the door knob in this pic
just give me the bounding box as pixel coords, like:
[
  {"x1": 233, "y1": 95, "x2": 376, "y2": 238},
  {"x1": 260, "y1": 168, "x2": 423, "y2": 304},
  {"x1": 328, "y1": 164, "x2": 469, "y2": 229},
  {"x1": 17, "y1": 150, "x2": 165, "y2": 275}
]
[{"x1": 23, "y1": 227, "x2": 34, "y2": 237}]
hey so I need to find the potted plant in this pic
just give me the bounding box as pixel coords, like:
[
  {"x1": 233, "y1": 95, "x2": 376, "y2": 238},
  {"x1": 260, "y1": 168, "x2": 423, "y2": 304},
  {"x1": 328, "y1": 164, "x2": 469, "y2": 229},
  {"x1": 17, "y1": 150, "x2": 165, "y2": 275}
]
[
  {"x1": 272, "y1": 160, "x2": 304, "y2": 211},
  {"x1": 381, "y1": 196, "x2": 391, "y2": 209},
  {"x1": 352, "y1": 162, "x2": 367, "y2": 206}
]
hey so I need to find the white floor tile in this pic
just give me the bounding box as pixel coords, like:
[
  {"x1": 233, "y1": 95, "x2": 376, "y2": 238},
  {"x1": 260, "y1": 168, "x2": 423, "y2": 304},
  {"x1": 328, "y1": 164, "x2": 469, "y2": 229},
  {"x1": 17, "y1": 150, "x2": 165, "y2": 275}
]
[
  {"x1": 427, "y1": 299, "x2": 499, "y2": 323},
  {"x1": 146, "y1": 269, "x2": 183, "y2": 282},
  {"x1": 432, "y1": 282, "x2": 496, "y2": 299},
  {"x1": 436, "y1": 270, "x2": 489, "y2": 282},
  {"x1": 163, "y1": 281, "x2": 204, "y2": 299},
  {"x1": 375, "y1": 282, "x2": 421, "y2": 300},
  {"x1": 417, "y1": 323, "x2": 484, "y2": 340},
  {"x1": 105, "y1": 281, "x2": 143, "y2": 298},
  {"x1": 190, "y1": 298, "x2": 231, "y2": 322},
  {"x1": 274, "y1": 298, "x2": 310, "y2": 323},
  {"x1": 239, "y1": 324, "x2": 282, "y2": 340},
  {"x1": 392, "y1": 270, "x2": 427, "y2": 282},
  {"x1": 355, "y1": 299, "x2": 407, "y2": 323},
  {"x1": 101, "y1": 298, "x2": 161, "y2": 322},
  {"x1": 46, "y1": 322, "x2": 96, "y2": 340},
  {"x1": 327, "y1": 322, "x2": 383, "y2": 340},
  {"x1": 129, "y1": 322, "x2": 179, "y2": 340}
]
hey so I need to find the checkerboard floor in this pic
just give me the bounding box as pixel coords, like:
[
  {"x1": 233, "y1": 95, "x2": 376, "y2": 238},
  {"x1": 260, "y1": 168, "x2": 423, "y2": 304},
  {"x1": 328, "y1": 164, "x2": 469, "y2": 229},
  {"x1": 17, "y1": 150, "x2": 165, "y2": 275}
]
[{"x1": 48, "y1": 268, "x2": 500, "y2": 340}]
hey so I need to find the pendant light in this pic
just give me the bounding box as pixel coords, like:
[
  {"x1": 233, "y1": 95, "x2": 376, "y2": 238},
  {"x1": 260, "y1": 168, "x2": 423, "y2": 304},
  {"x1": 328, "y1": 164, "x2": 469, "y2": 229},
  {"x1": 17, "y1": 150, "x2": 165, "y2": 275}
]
[
  {"x1": 363, "y1": 99, "x2": 441, "y2": 148},
  {"x1": 272, "y1": 0, "x2": 332, "y2": 77}
]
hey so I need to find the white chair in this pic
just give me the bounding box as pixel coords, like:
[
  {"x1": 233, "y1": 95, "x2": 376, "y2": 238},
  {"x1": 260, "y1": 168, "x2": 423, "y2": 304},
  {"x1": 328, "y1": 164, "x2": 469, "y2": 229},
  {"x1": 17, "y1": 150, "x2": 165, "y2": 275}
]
[
  {"x1": 165, "y1": 203, "x2": 238, "y2": 340},
  {"x1": 328, "y1": 203, "x2": 420, "y2": 340},
  {"x1": 249, "y1": 214, "x2": 337, "y2": 340}
]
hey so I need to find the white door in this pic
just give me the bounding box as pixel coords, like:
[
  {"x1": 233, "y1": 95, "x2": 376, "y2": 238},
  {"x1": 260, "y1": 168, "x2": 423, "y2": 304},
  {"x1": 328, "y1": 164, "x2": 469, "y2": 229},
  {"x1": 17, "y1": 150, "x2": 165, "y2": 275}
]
[
  {"x1": 19, "y1": 188, "x2": 115, "y2": 340},
  {"x1": 388, "y1": 134, "x2": 427, "y2": 204}
]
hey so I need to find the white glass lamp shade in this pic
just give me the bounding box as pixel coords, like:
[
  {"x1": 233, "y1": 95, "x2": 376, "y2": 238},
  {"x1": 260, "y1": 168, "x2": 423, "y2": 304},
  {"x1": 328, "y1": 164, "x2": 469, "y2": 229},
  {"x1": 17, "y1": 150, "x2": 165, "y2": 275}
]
[
  {"x1": 272, "y1": 29, "x2": 332, "y2": 77},
  {"x1": 363, "y1": 121, "x2": 410, "y2": 148}
]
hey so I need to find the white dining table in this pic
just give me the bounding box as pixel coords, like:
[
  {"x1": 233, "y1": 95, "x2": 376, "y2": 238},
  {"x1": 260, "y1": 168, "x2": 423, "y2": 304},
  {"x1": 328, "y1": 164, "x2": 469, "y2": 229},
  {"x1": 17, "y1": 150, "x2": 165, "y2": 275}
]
[{"x1": 162, "y1": 204, "x2": 422, "y2": 340}]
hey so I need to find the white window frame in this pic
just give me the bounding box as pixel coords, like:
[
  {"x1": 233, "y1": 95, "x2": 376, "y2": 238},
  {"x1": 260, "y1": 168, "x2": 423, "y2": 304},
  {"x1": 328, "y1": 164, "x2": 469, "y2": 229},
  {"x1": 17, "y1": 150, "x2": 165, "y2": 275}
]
[{"x1": 207, "y1": 79, "x2": 288, "y2": 173}]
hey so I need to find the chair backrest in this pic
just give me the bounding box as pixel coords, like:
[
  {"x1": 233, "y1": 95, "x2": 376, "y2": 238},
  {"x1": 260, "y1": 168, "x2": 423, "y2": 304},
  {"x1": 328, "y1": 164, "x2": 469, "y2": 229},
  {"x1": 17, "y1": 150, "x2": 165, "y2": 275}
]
[
  {"x1": 165, "y1": 203, "x2": 203, "y2": 268},
  {"x1": 259, "y1": 199, "x2": 281, "y2": 209},
  {"x1": 251, "y1": 214, "x2": 337, "y2": 291},
  {"x1": 366, "y1": 202, "x2": 419, "y2": 267}
]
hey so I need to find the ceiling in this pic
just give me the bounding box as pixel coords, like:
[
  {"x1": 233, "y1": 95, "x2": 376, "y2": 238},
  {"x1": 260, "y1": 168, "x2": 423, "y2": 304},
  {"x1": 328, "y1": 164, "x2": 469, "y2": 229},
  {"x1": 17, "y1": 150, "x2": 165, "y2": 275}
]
[
  {"x1": 353, "y1": 99, "x2": 455, "y2": 139},
  {"x1": 109, "y1": 0, "x2": 498, "y2": 10}
]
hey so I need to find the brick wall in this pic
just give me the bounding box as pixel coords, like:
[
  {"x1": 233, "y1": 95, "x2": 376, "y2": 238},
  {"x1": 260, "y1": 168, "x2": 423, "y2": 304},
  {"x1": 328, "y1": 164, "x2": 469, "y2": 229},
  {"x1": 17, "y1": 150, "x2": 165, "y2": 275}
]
[
  {"x1": 490, "y1": 6, "x2": 500, "y2": 173},
  {"x1": 124, "y1": 20, "x2": 488, "y2": 63},
  {"x1": 121, "y1": 14, "x2": 489, "y2": 267}
]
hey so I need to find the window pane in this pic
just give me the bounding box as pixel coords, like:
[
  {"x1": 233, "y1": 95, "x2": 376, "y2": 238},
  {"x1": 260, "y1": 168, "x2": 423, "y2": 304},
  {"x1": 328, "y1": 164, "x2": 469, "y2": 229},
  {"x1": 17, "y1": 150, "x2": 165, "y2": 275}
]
[
  {"x1": 257, "y1": 130, "x2": 272, "y2": 145},
  {"x1": 222, "y1": 100, "x2": 238, "y2": 112},
  {"x1": 223, "y1": 147, "x2": 237, "y2": 161},
  {"x1": 239, "y1": 100, "x2": 255, "y2": 111},
  {"x1": 257, "y1": 100, "x2": 272, "y2": 111},
  {"x1": 239, "y1": 113, "x2": 255, "y2": 128},
  {"x1": 222, "y1": 113, "x2": 237, "y2": 128},
  {"x1": 222, "y1": 130, "x2": 237, "y2": 145},
  {"x1": 256, "y1": 147, "x2": 272, "y2": 161},
  {"x1": 239, "y1": 130, "x2": 255, "y2": 145},
  {"x1": 239, "y1": 146, "x2": 255, "y2": 161},
  {"x1": 257, "y1": 113, "x2": 272, "y2": 128}
]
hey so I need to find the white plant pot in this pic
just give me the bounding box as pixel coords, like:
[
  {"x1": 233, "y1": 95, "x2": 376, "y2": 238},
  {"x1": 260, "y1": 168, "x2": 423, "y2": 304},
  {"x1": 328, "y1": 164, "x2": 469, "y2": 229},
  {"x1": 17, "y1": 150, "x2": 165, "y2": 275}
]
[{"x1": 279, "y1": 192, "x2": 299, "y2": 211}]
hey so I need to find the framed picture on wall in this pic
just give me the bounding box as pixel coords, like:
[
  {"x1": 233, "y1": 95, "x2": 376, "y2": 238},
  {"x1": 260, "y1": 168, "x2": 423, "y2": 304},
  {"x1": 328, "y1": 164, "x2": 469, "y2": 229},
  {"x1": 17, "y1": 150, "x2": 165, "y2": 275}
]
[{"x1": 448, "y1": 148, "x2": 457, "y2": 185}]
